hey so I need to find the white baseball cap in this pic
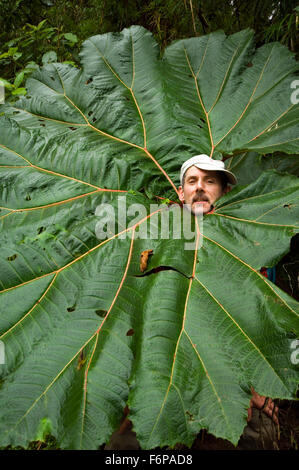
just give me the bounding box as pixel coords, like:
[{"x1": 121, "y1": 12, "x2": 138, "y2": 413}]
[{"x1": 180, "y1": 154, "x2": 237, "y2": 185}]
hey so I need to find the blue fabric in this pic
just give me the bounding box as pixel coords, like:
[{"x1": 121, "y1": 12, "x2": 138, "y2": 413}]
[{"x1": 266, "y1": 267, "x2": 276, "y2": 284}]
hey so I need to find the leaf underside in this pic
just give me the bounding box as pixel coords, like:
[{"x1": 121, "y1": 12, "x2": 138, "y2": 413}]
[{"x1": 0, "y1": 26, "x2": 298, "y2": 449}]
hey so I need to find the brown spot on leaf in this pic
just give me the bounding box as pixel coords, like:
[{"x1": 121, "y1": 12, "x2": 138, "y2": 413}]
[
  {"x1": 140, "y1": 249, "x2": 153, "y2": 272},
  {"x1": 126, "y1": 329, "x2": 135, "y2": 336},
  {"x1": 67, "y1": 305, "x2": 76, "y2": 312},
  {"x1": 77, "y1": 349, "x2": 85, "y2": 370},
  {"x1": 186, "y1": 411, "x2": 194, "y2": 421},
  {"x1": 246, "y1": 62, "x2": 253, "y2": 67},
  {"x1": 7, "y1": 254, "x2": 17, "y2": 261}
]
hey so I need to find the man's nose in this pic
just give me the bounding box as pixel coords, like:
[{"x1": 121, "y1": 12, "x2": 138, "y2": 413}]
[{"x1": 196, "y1": 178, "x2": 205, "y2": 191}]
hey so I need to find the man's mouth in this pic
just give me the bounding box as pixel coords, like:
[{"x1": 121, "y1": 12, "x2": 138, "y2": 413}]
[{"x1": 192, "y1": 196, "x2": 209, "y2": 204}]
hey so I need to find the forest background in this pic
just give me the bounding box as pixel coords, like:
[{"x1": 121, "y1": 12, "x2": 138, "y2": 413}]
[
  {"x1": 0, "y1": 0, "x2": 298, "y2": 451},
  {"x1": 0, "y1": 0, "x2": 299, "y2": 97}
]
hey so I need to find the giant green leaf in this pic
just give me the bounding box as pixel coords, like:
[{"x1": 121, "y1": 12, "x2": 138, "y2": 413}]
[
  {"x1": 225, "y1": 150, "x2": 299, "y2": 186},
  {"x1": 0, "y1": 26, "x2": 298, "y2": 450}
]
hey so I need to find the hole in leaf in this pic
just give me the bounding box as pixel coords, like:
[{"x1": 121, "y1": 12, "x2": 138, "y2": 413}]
[
  {"x1": 284, "y1": 204, "x2": 292, "y2": 209},
  {"x1": 135, "y1": 265, "x2": 187, "y2": 278},
  {"x1": 86, "y1": 78, "x2": 93, "y2": 84},
  {"x1": 125, "y1": 97, "x2": 130, "y2": 101},
  {"x1": 38, "y1": 119, "x2": 45, "y2": 122},
  {"x1": 50, "y1": 76, "x2": 55, "y2": 81},
  {"x1": 7, "y1": 254, "x2": 17, "y2": 261},
  {"x1": 37, "y1": 226, "x2": 45, "y2": 234},
  {"x1": 25, "y1": 195, "x2": 31, "y2": 201},
  {"x1": 92, "y1": 117, "x2": 96, "y2": 123},
  {"x1": 40, "y1": 123, "x2": 45, "y2": 127},
  {"x1": 95, "y1": 309, "x2": 107, "y2": 318},
  {"x1": 67, "y1": 306, "x2": 76, "y2": 312},
  {"x1": 126, "y1": 329, "x2": 135, "y2": 336},
  {"x1": 88, "y1": 111, "x2": 93, "y2": 116},
  {"x1": 69, "y1": 127, "x2": 77, "y2": 131},
  {"x1": 200, "y1": 118, "x2": 205, "y2": 123},
  {"x1": 246, "y1": 62, "x2": 253, "y2": 67}
]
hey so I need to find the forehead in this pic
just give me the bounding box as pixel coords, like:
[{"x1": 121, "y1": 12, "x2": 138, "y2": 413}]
[{"x1": 184, "y1": 166, "x2": 221, "y2": 180}]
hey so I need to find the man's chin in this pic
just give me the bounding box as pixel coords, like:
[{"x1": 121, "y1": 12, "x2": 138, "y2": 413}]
[{"x1": 191, "y1": 201, "x2": 211, "y2": 215}]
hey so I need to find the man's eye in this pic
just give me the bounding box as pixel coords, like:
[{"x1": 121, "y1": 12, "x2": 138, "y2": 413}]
[{"x1": 207, "y1": 179, "x2": 215, "y2": 183}]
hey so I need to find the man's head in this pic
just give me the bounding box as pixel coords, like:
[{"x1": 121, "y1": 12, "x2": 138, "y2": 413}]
[{"x1": 178, "y1": 154, "x2": 237, "y2": 215}]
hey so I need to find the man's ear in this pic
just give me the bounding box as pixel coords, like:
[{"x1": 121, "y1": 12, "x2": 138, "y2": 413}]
[{"x1": 178, "y1": 185, "x2": 184, "y2": 203}]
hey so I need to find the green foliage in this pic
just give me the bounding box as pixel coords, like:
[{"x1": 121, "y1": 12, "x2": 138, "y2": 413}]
[
  {"x1": 0, "y1": 0, "x2": 298, "y2": 100},
  {"x1": 0, "y1": 62, "x2": 38, "y2": 100},
  {"x1": 0, "y1": 27, "x2": 298, "y2": 450},
  {"x1": 1, "y1": 433, "x2": 60, "y2": 450},
  {"x1": 42, "y1": 50, "x2": 58, "y2": 64},
  {"x1": 0, "y1": 17, "x2": 81, "y2": 101},
  {"x1": 35, "y1": 417, "x2": 53, "y2": 442},
  {"x1": 263, "y1": 5, "x2": 299, "y2": 51}
]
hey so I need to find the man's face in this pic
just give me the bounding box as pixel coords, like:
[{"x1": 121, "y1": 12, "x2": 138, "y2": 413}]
[{"x1": 178, "y1": 166, "x2": 228, "y2": 215}]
